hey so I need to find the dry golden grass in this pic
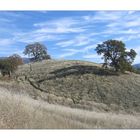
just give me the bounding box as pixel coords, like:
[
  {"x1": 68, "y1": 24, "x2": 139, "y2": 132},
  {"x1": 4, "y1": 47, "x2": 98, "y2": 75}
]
[
  {"x1": 0, "y1": 59, "x2": 137, "y2": 129},
  {"x1": 16, "y1": 60, "x2": 140, "y2": 112},
  {"x1": 0, "y1": 85, "x2": 140, "y2": 129}
]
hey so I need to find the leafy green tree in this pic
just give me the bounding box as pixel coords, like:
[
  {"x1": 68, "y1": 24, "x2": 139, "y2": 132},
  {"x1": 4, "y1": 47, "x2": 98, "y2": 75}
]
[
  {"x1": 95, "y1": 40, "x2": 137, "y2": 72},
  {"x1": 23, "y1": 42, "x2": 51, "y2": 62}
]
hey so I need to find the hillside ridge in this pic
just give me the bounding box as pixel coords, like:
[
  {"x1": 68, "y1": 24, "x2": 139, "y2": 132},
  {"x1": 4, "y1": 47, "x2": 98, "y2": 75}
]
[{"x1": 16, "y1": 60, "x2": 140, "y2": 113}]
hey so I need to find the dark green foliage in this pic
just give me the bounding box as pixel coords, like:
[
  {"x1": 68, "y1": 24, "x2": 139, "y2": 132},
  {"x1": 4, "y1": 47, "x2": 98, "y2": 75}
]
[
  {"x1": 95, "y1": 40, "x2": 137, "y2": 72},
  {"x1": 0, "y1": 59, "x2": 12, "y2": 77},
  {"x1": 23, "y1": 42, "x2": 51, "y2": 62}
]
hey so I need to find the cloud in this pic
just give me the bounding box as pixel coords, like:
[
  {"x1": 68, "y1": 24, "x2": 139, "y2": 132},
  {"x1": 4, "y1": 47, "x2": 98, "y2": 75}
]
[
  {"x1": 0, "y1": 38, "x2": 14, "y2": 46},
  {"x1": 58, "y1": 51, "x2": 77, "y2": 58},
  {"x1": 83, "y1": 11, "x2": 126, "y2": 23},
  {"x1": 36, "y1": 26, "x2": 86, "y2": 34},
  {"x1": 13, "y1": 17, "x2": 89, "y2": 44},
  {"x1": 13, "y1": 31, "x2": 65, "y2": 43},
  {"x1": 34, "y1": 18, "x2": 77, "y2": 27},
  {"x1": 0, "y1": 18, "x2": 11, "y2": 23},
  {"x1": 83, "y1": 54, "x2": 100, "y2": 59},
  {"x1": 34, "y1": 18, "x2": 87, "y2": 34},
  {"x1": 0, "y1": 44, "x2": 22, "y2": 56},
  {"x1": 56, "y1": 40, "x2": 75, "y2": 48},
  {"x1": 56, "y1": 35, "x2": 93, "y2": 48},
  {"x1": 128, "y1": 11, "x2": 136, "y2": 15},
  {"x1": 134, "y1": 56, "x2": 140, "y2": 64},
  {"x1": 57, "y1": 43, "x2": 98, "y2": 59},
  {"x1": 83, "y1": 53, "x2": 103, "y2": 63},
  {"x1": 0, "y1": 11, "x2": 140, "y2": 63},
  {"x1": 83, "y1": 44, "x2": 97, "y2": 51}
]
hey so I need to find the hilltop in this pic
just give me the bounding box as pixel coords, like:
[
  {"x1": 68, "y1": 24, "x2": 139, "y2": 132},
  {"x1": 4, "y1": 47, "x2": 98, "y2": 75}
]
[{"x1": 15, "y1": 60, "x2": 140, "y2": 113}]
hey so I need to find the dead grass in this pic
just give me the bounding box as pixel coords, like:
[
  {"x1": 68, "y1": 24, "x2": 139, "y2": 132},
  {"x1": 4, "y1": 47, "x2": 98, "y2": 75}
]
[
  {"x1": 16, "y1": 60, "x2": 140, "y2": 112},
  {"x1": 0, "y1": 85, "x2": 140, "y2": 129}
]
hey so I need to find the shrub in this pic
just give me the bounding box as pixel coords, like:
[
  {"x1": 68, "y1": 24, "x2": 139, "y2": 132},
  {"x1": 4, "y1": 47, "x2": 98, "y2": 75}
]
[{"x1": 0, "y1": 54, "x2": 23, "y2": 77}]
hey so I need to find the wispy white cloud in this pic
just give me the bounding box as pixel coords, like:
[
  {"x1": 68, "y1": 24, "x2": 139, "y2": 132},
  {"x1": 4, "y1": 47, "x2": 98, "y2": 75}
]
[
  {"x1": 34, "y1": 18, "x2": 77, "y2": 27},
  {"x1": 57, "y1": 44, "x2": 97, "y2": 59},
  {"x1": 13, "y1": 31, "x2": 65, "y2": 43},
  {"x1": 0, "y1": 11, "x2": 140, "y2": 64},
  {"x1": 128, "y1": 11, "x2": 136, "y2": 15},
  {"x1": 34, "y1": 18, "x2": 87, "y2": 34},
  {"x1": 36, "y1": 26, "x2": 86, "y2": 34},
  {"x1": 0, "y1": 18, "x2": 11, "y2": 23},
  {"x1": 83, "y1": 54, "x2": 100, "y2": 59},
  {"x1": 12, "y1": 17, "x2": 89, "y2": 44},
  {"x1": 56, "y1": 40, "x2": 75, "y2": 48},
  {"x1": 0, "y1": 38, "x2": 14, "y2": 46},
  {"x1": 56, "y1": 35, "x2": 94, "y2": 48},
  {"x1": 83, "y1": 54, "x2": 103, "y2": 63},
  {"x1": 83, "y1": 11, "x2": 126, "y2": 23},
  {"x1": 58, "y1": 51, "x2": 77, "y2": 58}
]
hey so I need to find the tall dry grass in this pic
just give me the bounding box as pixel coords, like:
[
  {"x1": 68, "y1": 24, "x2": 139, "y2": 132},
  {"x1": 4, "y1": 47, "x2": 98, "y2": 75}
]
[{"x1": 0, "y1": 86, "x2": 140, "y2": 129}]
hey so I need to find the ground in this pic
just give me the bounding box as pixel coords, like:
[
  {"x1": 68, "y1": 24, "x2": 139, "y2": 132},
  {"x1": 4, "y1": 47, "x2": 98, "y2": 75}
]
[{"x1": 0, "y1": 59, "x2": 140, "y2": 128}]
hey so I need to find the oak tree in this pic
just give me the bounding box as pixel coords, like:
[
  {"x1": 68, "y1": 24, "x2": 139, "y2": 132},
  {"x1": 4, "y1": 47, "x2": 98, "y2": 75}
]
[
  {"x1": 95, "y1": 40, "x2": 137, "y2": 72},
  {"x1": 23, "y1": 42, "x2": 51, "y2": 62}
]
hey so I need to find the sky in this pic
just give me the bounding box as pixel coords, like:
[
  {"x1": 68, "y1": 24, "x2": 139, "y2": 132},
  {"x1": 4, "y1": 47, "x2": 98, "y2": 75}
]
[{"x1": 0, "y1": 11, "x2": 140, "y2": 64}]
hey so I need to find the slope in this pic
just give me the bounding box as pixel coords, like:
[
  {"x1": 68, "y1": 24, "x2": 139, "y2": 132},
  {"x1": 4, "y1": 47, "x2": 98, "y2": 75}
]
[
  {"x1": 16, "y1": 60, "x2": 140, "y2": 113},
  {"x1": 0, "y1": 84, "x2": 140, "y2": 128}
]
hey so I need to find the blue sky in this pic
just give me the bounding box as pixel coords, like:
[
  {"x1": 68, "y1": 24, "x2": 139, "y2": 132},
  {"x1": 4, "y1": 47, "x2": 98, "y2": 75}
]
[{"x1": 0, "y1": 11, "x2": 140, "y2": 64}]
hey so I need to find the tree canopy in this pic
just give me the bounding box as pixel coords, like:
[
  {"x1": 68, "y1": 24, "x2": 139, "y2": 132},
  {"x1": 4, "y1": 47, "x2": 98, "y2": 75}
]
[
  {"x1": 8, "y1": 54, "x2": 24, "y2": 71},
  {"x1": 95, "y1": 40, "x2": 137, "y2": 72},
  {"x1": 23, "y1": 42, "x2": 51, "y2": 62},
  {"x1": 0, "y1": 54, "x2": 23, "y2": 77}
]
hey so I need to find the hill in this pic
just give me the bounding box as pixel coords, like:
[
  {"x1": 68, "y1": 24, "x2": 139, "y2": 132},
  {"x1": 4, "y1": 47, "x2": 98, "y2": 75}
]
[
  {"x1": 15, "y1": 60, "x2": 140, "y2": 113},
  {"x1": 0, "y1": 84, "x2": 140, "y2": 128},
  {"x1": 22, "y1": 57, "x2": 30, "y2": 63},
  {"x1": 133, "y1": 63, "x2": 140, "y2": 69}
]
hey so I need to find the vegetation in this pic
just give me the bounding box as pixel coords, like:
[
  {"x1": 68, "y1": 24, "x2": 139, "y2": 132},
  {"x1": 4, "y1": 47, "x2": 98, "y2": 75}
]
[
  {"x1": 23, "y1": 42, "x2": 51, "y2": 62},
  {"x1": 133, "y1": 67, "x2": 140, "y2": 74},
  {"x1": 0, "y1": 54, "x2": 23, "y2": 77},
  {"x1": 8, "y1": 54, "x2": 24, "y2": 71},
  {"x1": 0, "y1": 59, "x2": 13, "y2": 77},
  {"x1": 16, "y1": 60, "x2": 140, "y2": 113},
  {"x1": 0, "y1": 40, "x2": 140, "y2": 128},
  {"x1": 95, "y1": 40, "x2": 137, "y2": 72},
  {"x1": 0, "y1": 82, "x2": 140, "y2": 129}
]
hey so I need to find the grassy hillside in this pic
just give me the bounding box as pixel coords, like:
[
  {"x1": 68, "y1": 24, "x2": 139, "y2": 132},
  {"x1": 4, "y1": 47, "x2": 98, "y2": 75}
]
[
  {"x1": 0, "y1": 83, "x2": 140, "y2": 129},
  {"x1": 15, "y1": 60, "x2": 140, "y2": 113}
]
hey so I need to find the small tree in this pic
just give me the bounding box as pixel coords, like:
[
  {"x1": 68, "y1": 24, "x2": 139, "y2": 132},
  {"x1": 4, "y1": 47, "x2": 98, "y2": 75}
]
[
  {"x1": 0, "y1": 54, "x2": 23, "y2": 77},
  {"x1": 23, "y1": 42, "x2": 51, "y2": 62},
  {"x1": 0, "y1": 59, "x2": 13, "y2": 77},
  {"x1": 8, "y1": 54, "x2": 24, "y2": 71},
  {"x1": 95, "y1": 40, "x2": 137, "y2": 72}
]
